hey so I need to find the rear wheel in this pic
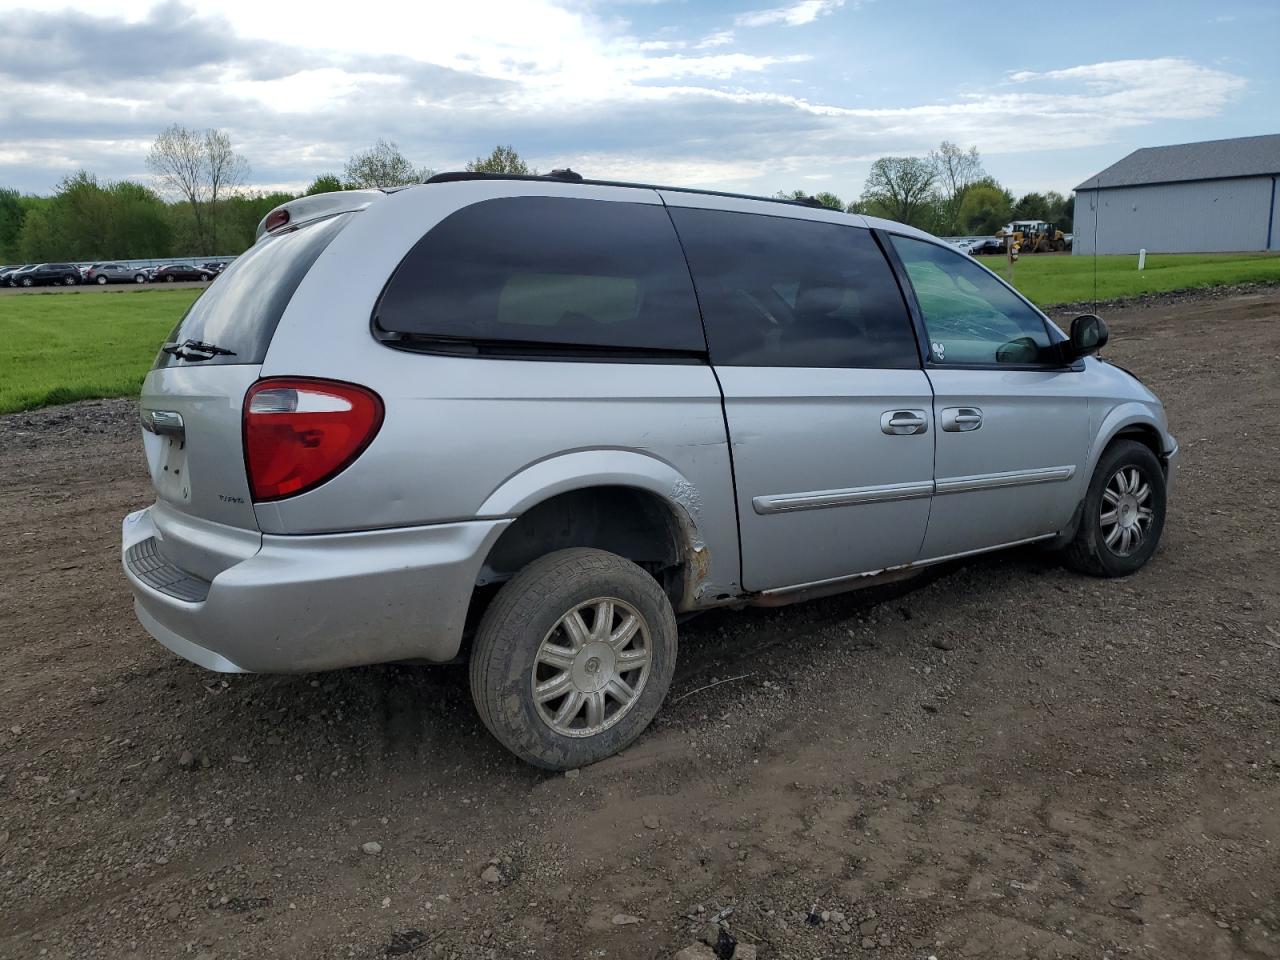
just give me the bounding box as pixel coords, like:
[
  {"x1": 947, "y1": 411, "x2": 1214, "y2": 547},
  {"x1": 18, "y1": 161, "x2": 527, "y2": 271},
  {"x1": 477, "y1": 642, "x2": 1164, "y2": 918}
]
[
  {"x1": 64, "y1": 275, "x2": 77, "y2": 285},
  {"x1": 134, "y1": 274, "x2": 146, "y2": 284},
  {"x1": 470, "y1": 548, "x2": 678, "y2": 769},
  {"x1": 1063, "y1": 440, "x2": 1166, "y2": 577},
  {"x1": 96, "y1": 275, "x2": 108, "y2": 285},
  {"x1": 165, "y1": 274, "x2": 175, "y2": 282}
]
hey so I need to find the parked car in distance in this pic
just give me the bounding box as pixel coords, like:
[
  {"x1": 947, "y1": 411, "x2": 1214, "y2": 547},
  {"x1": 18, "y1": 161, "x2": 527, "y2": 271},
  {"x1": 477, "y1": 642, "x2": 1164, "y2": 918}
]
[
  {"x1": 122, "y1": 175, "x2": 1177, "y2": 770},
  {"x1": 86, "y1": 262, "x2": 150, "y2": 285},
  {"x1": 151, "y1": 263, "x2": 214, "y2": 283},
  {"x1": 200, "y1": 261, "x2": 228, "y2": 275},
  {"x1": 10, "y1": 262, "x2": 81, "y2": 287},
  {"x1": 0, "y1": 265, "x2": 28, "y2": 285},
  {"x1": 967, "y1": 237, "x2": 1006, "y2": 256}
]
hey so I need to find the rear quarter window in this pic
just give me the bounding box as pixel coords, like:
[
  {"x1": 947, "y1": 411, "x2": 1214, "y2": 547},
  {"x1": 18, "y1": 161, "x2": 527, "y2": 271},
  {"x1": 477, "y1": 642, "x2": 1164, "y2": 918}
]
[
  {"x1": 155, "y1": 213, "x2": 350, "y2": 368},
  {"x1": 373, "y1": 196, "x2": 706, "y2": 356}
]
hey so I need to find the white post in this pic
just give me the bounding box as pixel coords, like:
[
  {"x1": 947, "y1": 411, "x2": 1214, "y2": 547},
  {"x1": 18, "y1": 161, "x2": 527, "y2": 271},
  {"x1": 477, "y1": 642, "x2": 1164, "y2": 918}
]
[{"x1": 1138, "y1": 248, "x2": 1146, "y2": 271}]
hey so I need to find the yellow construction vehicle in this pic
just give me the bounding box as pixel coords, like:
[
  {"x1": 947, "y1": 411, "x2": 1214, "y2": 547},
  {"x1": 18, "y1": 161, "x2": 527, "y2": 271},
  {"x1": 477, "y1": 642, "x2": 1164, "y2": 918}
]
[{"x1": 996, "y1": 220, "x2": 1067, "y2": 253}]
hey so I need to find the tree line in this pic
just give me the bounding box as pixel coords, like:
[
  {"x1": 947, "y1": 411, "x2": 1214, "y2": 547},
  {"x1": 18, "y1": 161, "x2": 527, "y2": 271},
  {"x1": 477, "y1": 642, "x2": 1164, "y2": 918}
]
[
  {"x1": 0, "y1": 133, "x2": 534, "y2": 264},
  {"x1": 778, "y1": 141, "x2": 1074, "y2": 236},
  {"x1": 0, "y1": 130, "x2": 1071, "y2": 265}
]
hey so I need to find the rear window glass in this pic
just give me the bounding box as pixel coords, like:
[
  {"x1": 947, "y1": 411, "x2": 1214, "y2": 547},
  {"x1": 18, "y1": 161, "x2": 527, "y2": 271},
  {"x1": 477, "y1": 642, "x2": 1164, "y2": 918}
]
[
  {"x1": 669, "y1": 207, "x2": 919, "y2": 369},
  {"x1": 156, "y1": 213, "x2": 349, "y2": 368},
  {"x1": 373, "y1": 196, "x2": 706, "y2": 355}
]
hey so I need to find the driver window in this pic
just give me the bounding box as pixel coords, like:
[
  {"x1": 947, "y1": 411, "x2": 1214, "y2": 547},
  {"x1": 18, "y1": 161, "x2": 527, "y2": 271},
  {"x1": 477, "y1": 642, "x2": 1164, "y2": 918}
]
[{"x1": 890, "y1": 235, "x2": 1053, "y2": 365}]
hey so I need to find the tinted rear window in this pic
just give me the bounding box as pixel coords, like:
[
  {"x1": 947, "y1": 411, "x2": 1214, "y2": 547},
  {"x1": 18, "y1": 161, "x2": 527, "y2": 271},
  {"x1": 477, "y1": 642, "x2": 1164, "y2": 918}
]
[
  {"x1": 373, "y1": 196, "x2": 706, "y2": 355},
  {"x1": 156, "y1": 213, "x2": 349, "y2": 368},
  {"x1": 669, "y1": 207, "x2": 919, "y2": 369}
]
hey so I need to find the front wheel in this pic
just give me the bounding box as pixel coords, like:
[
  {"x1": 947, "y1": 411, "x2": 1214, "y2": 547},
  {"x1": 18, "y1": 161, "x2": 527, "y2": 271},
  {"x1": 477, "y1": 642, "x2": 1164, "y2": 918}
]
[
  {"x1": 165, "y1": 275, "x2": 175, "y2": 282},
  {"x1": 469, "y1": 548, "x2": 678, "y2": 769},
  {"x1": 134, "y1": 274, "x2": 146, "y2": 284},
  {"x1": 96, "y1": 275, "x2": 108, "y2": 285},
  {"x1": 1063, "y1": 440, "x2": 1166, "y2": 577}
]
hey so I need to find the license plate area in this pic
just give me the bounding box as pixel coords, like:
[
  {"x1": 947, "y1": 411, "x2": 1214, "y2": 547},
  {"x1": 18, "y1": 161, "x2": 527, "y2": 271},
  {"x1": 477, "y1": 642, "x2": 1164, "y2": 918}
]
[{"x1": 143, "y1": 431, "x2": 191, "y2": 503}]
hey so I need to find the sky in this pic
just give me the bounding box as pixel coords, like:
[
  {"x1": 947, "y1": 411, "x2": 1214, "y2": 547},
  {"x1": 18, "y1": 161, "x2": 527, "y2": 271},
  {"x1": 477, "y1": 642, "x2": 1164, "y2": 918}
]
[{"x1": 0, "y1": 0, "x2": 1275, "y2": 202}]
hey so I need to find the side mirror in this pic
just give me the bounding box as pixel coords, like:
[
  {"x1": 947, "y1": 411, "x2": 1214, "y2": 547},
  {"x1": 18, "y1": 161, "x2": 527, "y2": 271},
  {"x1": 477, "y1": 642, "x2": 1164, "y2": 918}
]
[{"x1": 1065, "y1": 314, "x2": 1109, "y2": 361}]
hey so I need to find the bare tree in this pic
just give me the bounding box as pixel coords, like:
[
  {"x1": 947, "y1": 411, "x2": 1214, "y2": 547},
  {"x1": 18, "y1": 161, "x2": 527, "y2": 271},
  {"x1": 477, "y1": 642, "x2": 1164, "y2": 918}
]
[
  {"x1": 206, "y1": 129, "x2": 249, "y2": 210},
  {"x1": 147, "y1": 124, "x2": 248, "y2": 250},
  {"x1": 929, "y1": 141, "x2": 984, "y2": 234},
  {"x1": 343, "y1": 139, "x2": 431, "y2": 188},
  {"x1": 465, "y1": 144, "x2": 535, "y2": 175},
  {"x1": 858, "y1": 156, "x2": 937, "y2": 227}
]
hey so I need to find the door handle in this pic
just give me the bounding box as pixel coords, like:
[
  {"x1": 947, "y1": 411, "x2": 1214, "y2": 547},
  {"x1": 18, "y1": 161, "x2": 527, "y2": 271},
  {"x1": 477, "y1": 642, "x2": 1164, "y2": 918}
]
[
  {"x1": 941, "y1": 407, "x2": 983, "y2": 432},
  {"x1": 881, "y1": 410, "x2": 928, "y2": 436}
]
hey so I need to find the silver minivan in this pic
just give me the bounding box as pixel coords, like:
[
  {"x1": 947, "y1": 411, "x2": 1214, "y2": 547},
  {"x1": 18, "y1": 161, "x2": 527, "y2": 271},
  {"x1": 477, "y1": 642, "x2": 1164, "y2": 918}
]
[{"x1": 121, "y1": 173, "x2": 1177, "y2": 768}]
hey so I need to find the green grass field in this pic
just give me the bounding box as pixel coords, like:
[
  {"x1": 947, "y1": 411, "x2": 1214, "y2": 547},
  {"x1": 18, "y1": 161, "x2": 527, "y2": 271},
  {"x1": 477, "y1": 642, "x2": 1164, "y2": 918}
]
[
  {"x1": 1, "y1": 251, "x2": 1278, "y2": 414},
  {"x1": 975, "y1": 250, "x2": 1280, "y2": 305},
  {"x1": 0, "y1": 289, "x2": 198, "y2": 414}
]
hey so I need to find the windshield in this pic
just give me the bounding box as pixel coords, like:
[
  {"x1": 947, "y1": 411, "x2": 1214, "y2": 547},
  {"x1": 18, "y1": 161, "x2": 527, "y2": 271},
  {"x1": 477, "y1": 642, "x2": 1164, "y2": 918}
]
[{"x1": 155, "y1": 213, "x2": 350, "y2": 367}]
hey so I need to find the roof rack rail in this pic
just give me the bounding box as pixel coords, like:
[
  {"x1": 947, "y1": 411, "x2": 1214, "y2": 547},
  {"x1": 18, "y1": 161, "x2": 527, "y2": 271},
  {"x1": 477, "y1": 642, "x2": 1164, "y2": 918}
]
[{"x1": 419, "y1": 170, "x2": 845, "y2": 213}]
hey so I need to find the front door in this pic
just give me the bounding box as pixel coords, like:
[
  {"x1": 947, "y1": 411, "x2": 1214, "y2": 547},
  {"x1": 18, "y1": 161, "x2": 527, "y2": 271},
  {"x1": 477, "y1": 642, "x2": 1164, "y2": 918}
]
[
  {"x1": 886, "y1": 234, "x2": 1091, "y2": 559},
  {"x1": 667, "y1": 202, "x2": 934, "y2": 591}
]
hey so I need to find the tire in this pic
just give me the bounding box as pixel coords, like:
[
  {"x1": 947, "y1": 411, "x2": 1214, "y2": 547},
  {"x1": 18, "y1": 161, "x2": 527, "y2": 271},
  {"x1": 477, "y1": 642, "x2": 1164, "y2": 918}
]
[
  {"x1": 134, "y1": 274, "x2": 146, "y2": 284},
  {"x1": 199, "y1": 273, "x2": 211, "y2": 282},
  {"x1": 165, "y1": 275, "x2": 175, "y2": 282},
  {"x1": 20, "y1": 277, "x2": 32, "y2": 287},
  {"x1": 469, "y1": 548, "x2": 678, "y2": 770},
  {"x1": 96, "y1": 275, "x2": 107, "y2": 285},
  {"x1": 1063, "y1": 439, "x2": 1166, "y2": 577},
  {"x1": 65, "y1": 275, "x2": 77, "y2": 285}
]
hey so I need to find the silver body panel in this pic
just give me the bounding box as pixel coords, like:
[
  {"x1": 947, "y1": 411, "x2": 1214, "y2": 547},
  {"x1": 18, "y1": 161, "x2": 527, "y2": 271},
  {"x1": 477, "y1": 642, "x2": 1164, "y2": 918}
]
[
  {"x1": 122, "y1": 180, "x2": 1177, "y2": 674},
  {"x1": 921, "y1": 367, "x2": 1090, "y2": 557},
  {"x1": 716, "y1": 367, "x2": 934, "y2": 590}
]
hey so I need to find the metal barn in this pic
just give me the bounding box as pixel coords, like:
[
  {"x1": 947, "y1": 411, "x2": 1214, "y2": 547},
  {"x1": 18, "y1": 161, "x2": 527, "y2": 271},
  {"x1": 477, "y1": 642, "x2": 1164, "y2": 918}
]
[{"x1": 1073, "y1": 133, "x2": 1280, "y2": 255}]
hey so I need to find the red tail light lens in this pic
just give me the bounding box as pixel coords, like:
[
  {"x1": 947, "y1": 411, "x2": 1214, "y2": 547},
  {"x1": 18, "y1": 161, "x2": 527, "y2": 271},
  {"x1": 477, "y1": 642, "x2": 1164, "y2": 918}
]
[{"x1": 243, "y1": 378, "x2": 383, "y2": 501}]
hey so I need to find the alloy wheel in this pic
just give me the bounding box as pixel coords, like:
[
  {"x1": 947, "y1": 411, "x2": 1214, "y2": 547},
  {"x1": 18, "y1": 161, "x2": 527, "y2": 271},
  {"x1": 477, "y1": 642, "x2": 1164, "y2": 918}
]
[
  {"x1": 531, "y1": 597, "x2": 651, "y2": 738},
  {"x1": 1100, "y1": 465, "x2": 1154, "y2": 557}
]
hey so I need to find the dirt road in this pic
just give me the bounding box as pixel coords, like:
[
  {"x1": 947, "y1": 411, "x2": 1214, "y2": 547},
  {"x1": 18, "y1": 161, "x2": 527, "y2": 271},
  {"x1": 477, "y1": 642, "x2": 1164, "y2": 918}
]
[{"x1": 1, "y1": 290, "x2": 1278, "y2": 960}]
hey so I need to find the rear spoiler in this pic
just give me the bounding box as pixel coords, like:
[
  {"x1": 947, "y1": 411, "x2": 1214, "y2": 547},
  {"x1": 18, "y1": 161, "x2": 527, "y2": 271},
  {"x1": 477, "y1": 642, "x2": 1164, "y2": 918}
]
[{"x1": 254, "y1": 189, "x2": 390, "y2": 241}]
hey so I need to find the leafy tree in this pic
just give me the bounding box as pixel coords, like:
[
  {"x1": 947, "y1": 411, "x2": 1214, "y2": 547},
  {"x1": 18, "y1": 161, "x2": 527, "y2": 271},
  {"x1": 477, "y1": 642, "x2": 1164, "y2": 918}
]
[
  {"x1": 305, "y1": 174, "x2": 344, "y2": 196},
  {"x1": 1011, "y1": 192, "x2": 1050, "y2": 223},
  {"x1": 147, "y1": 124, "x2": 248, "y2": 250},
  {"x1": 18, "y1": 206, "x2": 56, "y2": 261},
  {"x1": 343, "y1": 139, "x2": 431, "y2": 188},
  {"x1": 0, "y1": 189, "x2": 24, "y2": 262},
  {"x1": 958, "y1": 179, "x2": 1014, "y2": 235},
  {"x1": 858, "y1": 156, "x2": 937, "y2": 227},
  {"x1": 929, "y1": 141, "x2": 984, "y2": 235},
  {"x1": 1044, "y1": 190, "x2": 1074, "y2": 232},
  {"x1": 465, "y1": 145, "x2": 534, "y2": 175}
]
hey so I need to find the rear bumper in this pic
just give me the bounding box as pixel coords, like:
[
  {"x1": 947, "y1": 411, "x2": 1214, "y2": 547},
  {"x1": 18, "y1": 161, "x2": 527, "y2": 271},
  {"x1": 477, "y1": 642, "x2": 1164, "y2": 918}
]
[{"x1": 122, "y1": 506, "x2": 511, "y2": 673}]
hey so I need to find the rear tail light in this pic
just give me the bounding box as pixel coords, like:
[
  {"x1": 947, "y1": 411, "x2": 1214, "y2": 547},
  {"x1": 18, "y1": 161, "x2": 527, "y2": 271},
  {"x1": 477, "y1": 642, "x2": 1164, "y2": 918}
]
[{"x1": 243, "y1": 378, "x2": 383, "y2": 501}]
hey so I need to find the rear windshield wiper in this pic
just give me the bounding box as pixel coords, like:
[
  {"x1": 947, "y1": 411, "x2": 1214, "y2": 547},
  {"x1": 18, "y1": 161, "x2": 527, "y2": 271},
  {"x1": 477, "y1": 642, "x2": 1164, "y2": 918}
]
[{"x1": 162, "y1": 339, "x2": 237, "y2": 361}]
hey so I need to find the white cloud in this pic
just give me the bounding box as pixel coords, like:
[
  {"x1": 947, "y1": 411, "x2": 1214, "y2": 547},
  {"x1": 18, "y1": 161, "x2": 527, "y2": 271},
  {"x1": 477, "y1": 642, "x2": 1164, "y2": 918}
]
[
  {"x1": 736, "y1": 0, "x2": 845, "y2": 28},
  {"x1": 0, "y1": 0, "x2": 1250, "y2": 200},
  {"x1": 695, "y1": 30, "x2": 736, "y2": 48}
]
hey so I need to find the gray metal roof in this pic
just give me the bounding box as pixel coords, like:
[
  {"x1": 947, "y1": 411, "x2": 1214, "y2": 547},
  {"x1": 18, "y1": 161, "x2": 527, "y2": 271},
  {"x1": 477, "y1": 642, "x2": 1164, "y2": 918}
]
[{"x1": 1075, "y1": 133, "x2": 1280, "y2": 191}]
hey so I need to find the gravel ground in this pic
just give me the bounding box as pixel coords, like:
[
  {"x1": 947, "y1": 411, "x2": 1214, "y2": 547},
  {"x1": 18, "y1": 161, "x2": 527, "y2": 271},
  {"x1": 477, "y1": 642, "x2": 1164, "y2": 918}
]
[{"x1": 1, "y1": 290, "x2": 1277, "y2": 960}]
